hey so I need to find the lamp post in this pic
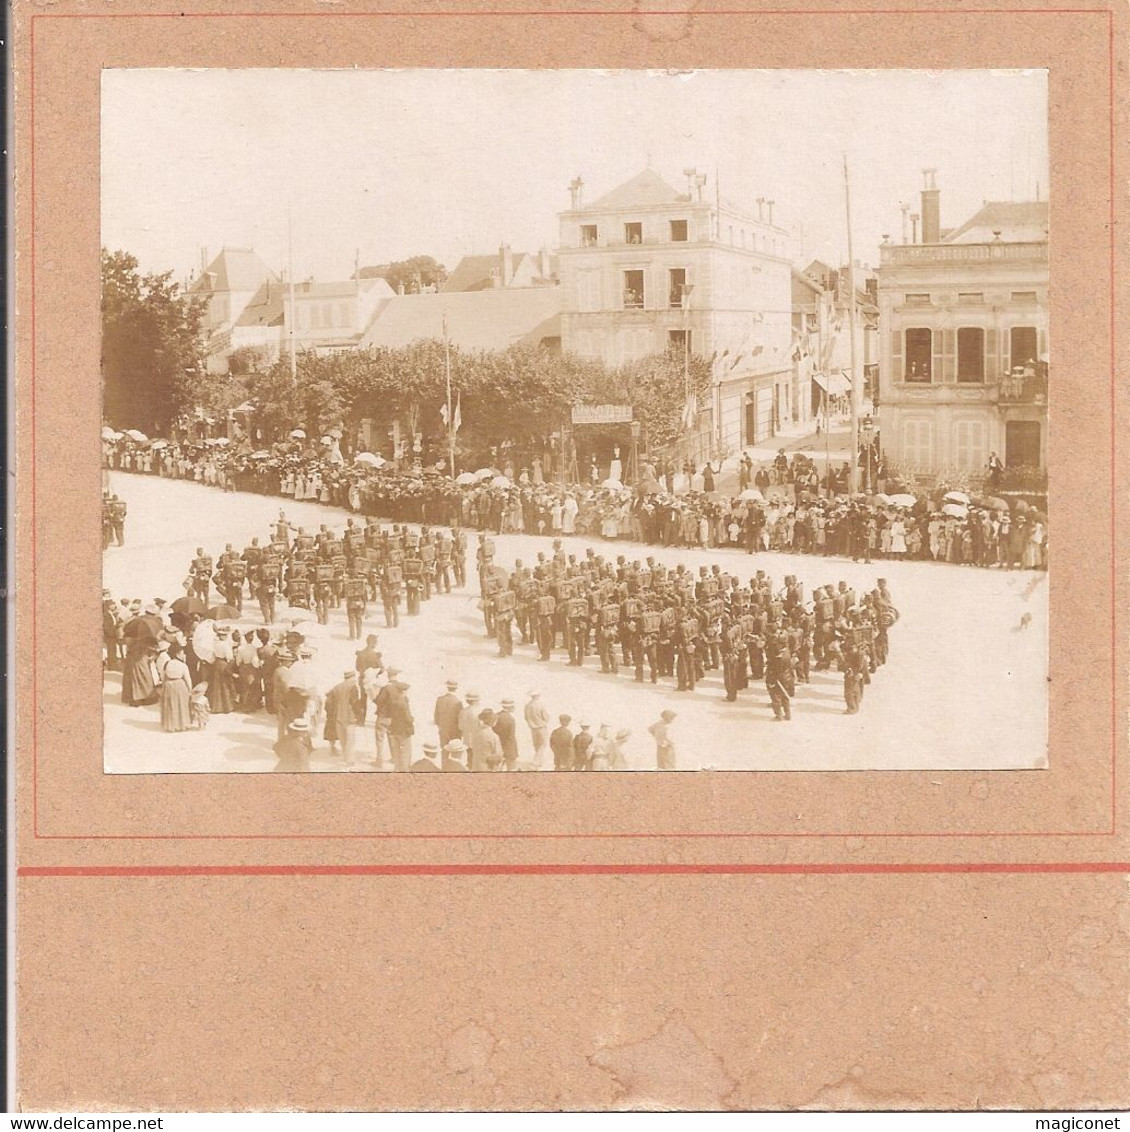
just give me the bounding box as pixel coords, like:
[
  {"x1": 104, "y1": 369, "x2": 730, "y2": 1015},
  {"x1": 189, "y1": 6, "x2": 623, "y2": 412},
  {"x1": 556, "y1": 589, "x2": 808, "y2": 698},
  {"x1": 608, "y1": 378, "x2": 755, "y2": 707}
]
[{"x1": 861, "y1": 413, "x2": 874, "y2": 494}]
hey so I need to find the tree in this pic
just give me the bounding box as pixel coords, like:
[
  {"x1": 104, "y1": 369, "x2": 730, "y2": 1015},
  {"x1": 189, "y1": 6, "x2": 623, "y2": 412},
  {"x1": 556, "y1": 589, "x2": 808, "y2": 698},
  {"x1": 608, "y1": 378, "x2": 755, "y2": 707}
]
[
  {"x1": 101, "y1": 249, "x2": 206, "y2": 434},
  {"x1": 359, "y1": 255, "x2": 448, "y2": 294}
]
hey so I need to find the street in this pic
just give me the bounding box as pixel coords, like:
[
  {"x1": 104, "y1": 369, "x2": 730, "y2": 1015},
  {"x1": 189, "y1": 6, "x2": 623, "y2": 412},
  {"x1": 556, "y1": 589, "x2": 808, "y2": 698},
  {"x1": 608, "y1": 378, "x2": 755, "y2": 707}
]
[{"x1": 103, "y1": 471, "x2": 1048, "y2": 774}]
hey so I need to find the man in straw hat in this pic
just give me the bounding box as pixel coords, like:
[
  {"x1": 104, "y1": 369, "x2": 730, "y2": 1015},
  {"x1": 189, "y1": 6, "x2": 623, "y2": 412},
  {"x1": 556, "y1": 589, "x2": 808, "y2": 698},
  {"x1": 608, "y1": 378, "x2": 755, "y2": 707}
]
[
  {"x1": 433, "y1": 679, "x2": 463, "y2": 748},
  {"x1": 524, "y1": 691, "x2": 551, "y2": 767},
  {"x1": 442, "y1": 738, "x2": 469, "y2": 772},
  {"x1": 648, "y1": 709, "x2": 678, "y2": 770},
  {"x1": 410, "y1": 741, "x2": 442, "y2": 772},
  {"x1": 274, "y1": 718, "x2": 312, "y2": 773}
]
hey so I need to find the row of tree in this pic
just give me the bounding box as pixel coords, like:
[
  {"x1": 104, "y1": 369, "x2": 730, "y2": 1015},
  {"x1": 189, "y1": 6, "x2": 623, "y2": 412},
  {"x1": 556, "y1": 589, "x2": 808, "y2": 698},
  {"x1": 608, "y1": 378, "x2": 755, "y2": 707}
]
[{"x1": 101, "y1": 247, "x2": 713, "y2": 453}]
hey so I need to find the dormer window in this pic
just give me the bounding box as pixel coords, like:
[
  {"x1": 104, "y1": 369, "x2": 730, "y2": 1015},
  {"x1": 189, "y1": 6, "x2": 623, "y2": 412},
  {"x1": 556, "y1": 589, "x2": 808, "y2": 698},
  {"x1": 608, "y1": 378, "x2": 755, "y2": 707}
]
[
  {"x1": 580, "y1": 224, "x2": 598, "y2": 247},
  {"x1": 669, "y1": 219, "x2": 688, "y2": 242},
  {"x1": 624, "y1": 222, "x2": 643, "y2": 245}
]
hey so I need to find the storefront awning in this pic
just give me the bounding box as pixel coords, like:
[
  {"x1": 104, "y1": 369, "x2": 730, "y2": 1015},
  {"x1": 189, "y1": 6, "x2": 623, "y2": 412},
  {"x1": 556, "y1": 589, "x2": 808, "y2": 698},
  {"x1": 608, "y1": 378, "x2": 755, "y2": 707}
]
[{"x1": 812, "y1": 370, "x2": 853, "y2": 396}]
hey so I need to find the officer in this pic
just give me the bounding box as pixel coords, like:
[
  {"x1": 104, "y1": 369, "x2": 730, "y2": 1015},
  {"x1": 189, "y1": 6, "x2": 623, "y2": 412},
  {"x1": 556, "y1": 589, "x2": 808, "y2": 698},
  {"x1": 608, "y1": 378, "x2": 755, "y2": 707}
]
[
  {"x1": 109, "y1": 495, "x2": 127, "y2": 546},
  {"x1": 765, "y1": 643, "x2": 795, "y2": 721}
]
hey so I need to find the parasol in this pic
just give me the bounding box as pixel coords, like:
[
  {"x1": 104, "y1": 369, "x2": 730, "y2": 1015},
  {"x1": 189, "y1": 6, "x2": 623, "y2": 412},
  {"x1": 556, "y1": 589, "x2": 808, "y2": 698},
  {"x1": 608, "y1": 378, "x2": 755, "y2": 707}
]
[
  {"x1": 250, "y1": 450, "x2": 271, "y2": 459},
  {"x1": 1014, "y1": 500, "x2": 1030, "y2": 513},
  {"x1": 491, "y1": 475, "x2": 512, "y2": 488},
  {"x1": 354, "y1": 452, "x2": 383, "y2": 467},
  {"x1": 170, "y1": 595, "x2": 207, "y2": 616},
  {"x1": 943, "y1": 491, "x2": 971, "y2": 505},
  {"x1": 124, "y1": 429, "x2": 148, "y2": 443},
  {"x1": 888, "y1": 493, "x2": 916, "y2": 508},
  {"x1": 211, "y1": 437, "x2": 231, "y2": 446},
  {"x1": 101, "y1": 426, "x2": 121, "y2": 440},
  {"x1": 602, "y1": 478, "x2": 624, "y2": 490},
  {"x1": 321, "y1": 435, "x2": 334, "y2": 445},
  {"x1": 327, "y1": 427, "x2": 343, "y2": 439},
  {"x1": 289, "y1": 619, "x2": 330, "y2": 641},
  {"x1": 234, "y1": 401, "x2": 256, "y2": 413},
  {"x1": 455, "y1": 472, "x2": 476, "y2": 485},
  {"x1": 985, "y1": 497, "x2": 1009, "y2": 511},
  {"x1": 290, "y1": 429, "x2": 307, "y2": 439},
  {"x1": 474, "y1": 468, "x2": 495, "y2": 481},
  {"x1": 203, "y1": 603, "x2": 241, "y2": 621},
  {"x1": 122, "y1": 616, "x2": 160, "y2": 643},
  {"x1": 191, "y1": 620, "x2": 217, "y2": 664},
  {"x1": 942, "y1": 503, "x2": 968, "y2": 519},
  {"x1": 738, "y1": 488, "x2": 763, "y2": 502},
  {"x1": 872, "y1": 493, "x2": 891, "y2": 505},
  {"x1": 149, "y1": 439, "x2": 169, "y2": 450}
]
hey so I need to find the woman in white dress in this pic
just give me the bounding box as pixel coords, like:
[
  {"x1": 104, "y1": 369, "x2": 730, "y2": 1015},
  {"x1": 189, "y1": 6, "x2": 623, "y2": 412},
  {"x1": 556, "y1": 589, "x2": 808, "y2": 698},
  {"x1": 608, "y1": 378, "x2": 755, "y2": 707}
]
[
  {"x1": 562, "y1": 495, "x2": 578, "y2": 535},
  {"x1": 889, "y1": 517, "x2": 908, "y2": 556}
]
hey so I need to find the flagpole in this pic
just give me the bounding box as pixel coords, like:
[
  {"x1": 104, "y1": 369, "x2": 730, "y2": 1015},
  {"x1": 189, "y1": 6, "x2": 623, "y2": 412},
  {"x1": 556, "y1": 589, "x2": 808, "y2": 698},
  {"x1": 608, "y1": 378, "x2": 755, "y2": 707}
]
[
  {"x1": 443, "y1": 312, "x2": 455, "y2": 478},
  {"x1": 843, "y1": 153, "x2": 861, "y2": 495},
  {"x1": 287, "y1": 202, "x2": 297, "y2": 386}
]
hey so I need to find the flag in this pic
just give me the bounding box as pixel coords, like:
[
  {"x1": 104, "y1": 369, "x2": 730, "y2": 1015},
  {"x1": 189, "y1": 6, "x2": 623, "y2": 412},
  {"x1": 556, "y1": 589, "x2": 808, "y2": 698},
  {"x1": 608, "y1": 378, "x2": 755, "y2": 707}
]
[
  {"x1": 453, "y1": 394, "x2": 462, "y2": 433},
  {"x1": 441, "y1": 394, "x2": 462, "y2": 432},
  {"x1": 680, "y1": 392, "x2": 698, "y2": 430},
  {"x1": 439, "y1": 402, "x2": 449, "y2": 426}
]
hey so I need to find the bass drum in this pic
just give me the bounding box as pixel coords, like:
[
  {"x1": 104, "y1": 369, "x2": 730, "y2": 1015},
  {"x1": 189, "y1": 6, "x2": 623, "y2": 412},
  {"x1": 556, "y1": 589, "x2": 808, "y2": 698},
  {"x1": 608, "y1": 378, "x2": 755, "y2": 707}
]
[{"x1": 881, "y1": 606, "x2": 900, "y2": 628}]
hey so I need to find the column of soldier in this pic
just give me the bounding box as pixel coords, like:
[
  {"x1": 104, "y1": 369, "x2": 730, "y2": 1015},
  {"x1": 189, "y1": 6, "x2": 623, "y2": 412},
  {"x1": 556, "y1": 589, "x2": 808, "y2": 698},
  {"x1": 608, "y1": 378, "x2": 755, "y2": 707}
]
[
  {"x1": 473, "y1": 534, "x2": 899, "y2": 719},
  {"x1": 186, "y1": 510, "x2": 470, "y2": 634}
]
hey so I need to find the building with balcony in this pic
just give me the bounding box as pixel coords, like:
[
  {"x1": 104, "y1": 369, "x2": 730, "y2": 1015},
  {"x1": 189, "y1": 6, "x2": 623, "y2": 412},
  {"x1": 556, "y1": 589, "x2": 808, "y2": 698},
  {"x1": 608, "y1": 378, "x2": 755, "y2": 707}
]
[
  {"x1": 557, "y1": 168, "x2": 794, "y2": 453},
  {"x1": 876, "y1": 173, "x2": 1049, "y2": 483}
]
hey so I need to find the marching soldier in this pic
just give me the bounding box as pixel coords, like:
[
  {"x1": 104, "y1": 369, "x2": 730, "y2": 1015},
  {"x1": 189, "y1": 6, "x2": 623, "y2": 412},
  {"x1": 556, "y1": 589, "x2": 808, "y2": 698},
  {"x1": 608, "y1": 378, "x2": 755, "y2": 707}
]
[
  {"x1": 657, "y1": 605, "x2": 676, "y2": 678},
  {"x1": 101, "y1": 496, "x2": 114, "y2": 551},
  {"x1": 190, "y1": 546, "x2": 213, "y2": 603},
  {"x1": 721, "y1": 616, "x2": 745, "y2": 702},
  {"x1": 381, "y1": 564, "x2": 403, "y2": 628},
  {"x1": 404, "y1": 556, "x2": 423, "y2": 617},
  {"x1": 494, "y1": 587, "x2": 516, "y2": 657},
  {"x1": 535, "y1": 587, "x2": 557, "y2": 661},
  {"x1": 273, "y1": 510, "x2": 291, "y2": 550},
  {"x1": 436, "y1": 536, "x2": 453, "y2": 594},
  {"x1": 257, "y1": 563, "x2": 279, "y2": 624},
  {"x1": 765, "y1": 643, "x2": 796, "y2": 721},
  {"x1": 638, "y1": 605, "x2": 661, "y2": 684},
  {"x1": 675, "y1": 613, "x2": 698, "y2": 692},
  {"x1": 313, "y1": 563, "x2": 334, "y2": 625},
  {"x1": 452, "y1": 528, "x2": 468, "y2": 589},
  {"x1": 286, "y1": 562, "x2": 311, "y2": 612},
  {"x1": 596, "y1": 600, "x2": 620, "y2": 675},
  {"x1": 345, "y1": 572, "x2": 368, "y2": 641},
  {"x1": 242, "y1": 537, "x2": 264, "y2": 600},
  {"x1": 567, "y1": 592, "x2": 590, "y2": 667}
]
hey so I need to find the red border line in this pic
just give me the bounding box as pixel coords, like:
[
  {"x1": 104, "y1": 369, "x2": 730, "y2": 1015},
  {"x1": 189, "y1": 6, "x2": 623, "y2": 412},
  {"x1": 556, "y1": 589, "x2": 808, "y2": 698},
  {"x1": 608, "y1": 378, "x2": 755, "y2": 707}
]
[
  {"x1": 26, "y1": 6, "x2": 1121, "y2": 848},
  {"x1": 17, "y1": 861, "x2": 1130, "y2": 877}
]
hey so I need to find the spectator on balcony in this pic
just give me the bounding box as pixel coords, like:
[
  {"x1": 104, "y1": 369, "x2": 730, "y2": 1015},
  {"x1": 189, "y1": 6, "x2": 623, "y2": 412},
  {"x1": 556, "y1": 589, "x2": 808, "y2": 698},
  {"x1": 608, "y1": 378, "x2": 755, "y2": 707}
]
[{"x1": 987, "y1": 452, "x2": 1004, "y2": 490}]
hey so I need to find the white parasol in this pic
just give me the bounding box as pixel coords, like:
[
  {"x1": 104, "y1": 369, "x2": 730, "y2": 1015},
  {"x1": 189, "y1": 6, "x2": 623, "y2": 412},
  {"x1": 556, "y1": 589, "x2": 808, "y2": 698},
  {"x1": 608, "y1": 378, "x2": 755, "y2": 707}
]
[
  {"x1": 455, "y1": 472, "x2": 476, "y2": 485},
  {"x1": 943, "y1": 491, "x2": 971, "y2": 505},
  {"x1": 888, "y1": 493, "x2": 917, "y2": 508},
  {"x1": 290, "y1": 429, "x2": 307, "y2": 439},
  {"x1": 491, "y1": 475, "x2": 512, "y2": 488},
  {"x1": 124, "y1": 429, "x2": 148, "y2": 443},
  {"x1": 738, "y1": 488, "x2": 763, "y2": 502},
  {"x1": 942, "y1": 503, "x2": 969, "y2": 519}
]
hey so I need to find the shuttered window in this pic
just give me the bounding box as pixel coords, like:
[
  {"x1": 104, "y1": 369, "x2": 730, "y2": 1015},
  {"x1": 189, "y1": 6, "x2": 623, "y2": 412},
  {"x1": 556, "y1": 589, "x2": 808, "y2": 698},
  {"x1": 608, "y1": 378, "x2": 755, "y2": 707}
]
[
  {"x1": 953, "y1": 419, "x2": 987, "y2": 472},
  {"x1": 957, "y1": 327, "x2": 985, "y2": 382},
  {"x1": 902, "y1": 419, "x2": 933, "y2": 469}
]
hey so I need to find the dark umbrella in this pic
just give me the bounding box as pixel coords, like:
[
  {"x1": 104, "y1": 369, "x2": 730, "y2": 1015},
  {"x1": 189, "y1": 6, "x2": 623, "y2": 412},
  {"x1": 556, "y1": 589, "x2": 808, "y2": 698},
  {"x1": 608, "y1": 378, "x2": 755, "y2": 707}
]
[
  {"x1": 203, "y1": 604, "x2": 241, "y2": 621},
  {"x1": 171, "y1": 595, "x2": 207, "y2": 616},
  {"x1": 122, "y1": 615, "x2": 160, "y2": 643}
]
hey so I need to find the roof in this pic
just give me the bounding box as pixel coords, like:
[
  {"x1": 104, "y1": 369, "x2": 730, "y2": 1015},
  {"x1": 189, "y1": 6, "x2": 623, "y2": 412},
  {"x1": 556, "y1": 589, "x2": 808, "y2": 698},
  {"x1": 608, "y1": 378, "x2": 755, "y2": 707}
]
[
  {"x1": 291, "y1": 278, "x2": 395, "y2": 300},
  {"x1": 942, "y1": 200, "x2": 1049, "y2": 245},
  {"x1": 586, "y1": 169, "x2": 686, "y2": 212},
  {"x1": 234, "y1": 281, "x2": 285, "y2": 328},
  {"x1": 360, "y1": 286, "x2": 563, "y2": 352},
  {"x1": 190, "y1": 247, "x2": 278, "y2": 294},
  {"x1": 440, "y1": 254, "x2": 508, "y2": 293}
]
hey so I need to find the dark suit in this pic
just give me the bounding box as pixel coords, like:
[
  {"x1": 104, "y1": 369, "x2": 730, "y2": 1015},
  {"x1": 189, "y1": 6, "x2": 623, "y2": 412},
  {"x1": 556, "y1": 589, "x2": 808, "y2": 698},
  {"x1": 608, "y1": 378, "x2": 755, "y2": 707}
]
[
  {"x1": 493, "y1": 710, "x2": 518, "y2": 770},
  {"x1": 433, "y1": 692, "x2": 463, "y2": 746}
]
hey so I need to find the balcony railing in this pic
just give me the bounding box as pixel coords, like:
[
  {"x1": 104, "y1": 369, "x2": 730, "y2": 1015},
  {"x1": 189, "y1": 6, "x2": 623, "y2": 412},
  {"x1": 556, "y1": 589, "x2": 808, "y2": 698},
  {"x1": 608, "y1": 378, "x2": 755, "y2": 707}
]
[
  {"x1": 997, "y1": 369, "x2": 1048, "y2": 404},
  {"x1": 880, "y1": 241, "x2": 1048, "y2": 266}
]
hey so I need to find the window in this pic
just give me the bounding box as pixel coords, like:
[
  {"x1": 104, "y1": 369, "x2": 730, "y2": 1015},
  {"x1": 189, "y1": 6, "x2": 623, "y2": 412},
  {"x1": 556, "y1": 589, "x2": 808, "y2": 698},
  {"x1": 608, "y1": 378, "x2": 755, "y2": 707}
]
[
  {"x1": 670, "y1": 219, "x2": 688, "y2": 242},
  {"x1": 902, "y1": 419, "x2": 933, "y2": 469},
  {"x1": 958, "y1": 292, "x2": 984, "y2": 304},
  {"x1": 957, "y1": 327, "x2": 985, "y2": 382},
  {"x1": 578, "y1": 269, "x2": 601, "y2": 313},
  {"x1": 669, "y1": 329, "x2": 692, "y2": 352},
  {"x1": 623, "y1": 269, "x2": 645, "y2": 309},
  {"x1": 904, "y1": 328, "x2": 932, "y2": 382},
  {"x1": 1011, "y1": 291, "x2": 1038, "y2": 304},
  {"x1": 1005, "y1": 420, "x2": 1041, "y2": 469},
  {"x1": 1010, "y1": 326, "x2": 1038, "y2": 370},
  {"x1": 624, "y1": 222, "x2": 643, "y2": 245},
  {"x1": 953, "y1": 419, "x2": 987, "y2": 472},
  {"x1": 339, "y1": 302, "x2": 351, "y2": 327},
  {"x1": 668, "y1": 268, "x2": 687, "y2": 308},
  {"x1": 580, "y1": 224, "x2": 598, "y2": 247},
  {"x1": 905, "y1": 293, "x2": 932, "y2": 306}
]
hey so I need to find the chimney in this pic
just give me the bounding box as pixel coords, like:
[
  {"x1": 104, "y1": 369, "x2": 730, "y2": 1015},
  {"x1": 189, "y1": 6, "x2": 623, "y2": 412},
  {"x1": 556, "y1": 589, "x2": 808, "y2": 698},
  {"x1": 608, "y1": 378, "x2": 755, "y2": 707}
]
[
  {"x1": 765, "y1": 199, "x2": 775, "y2": 225},
  {"x1": 398, "y1": 282, "x2": 406, "y2": 296},
  {"x1": 921, "y1": 168, "x2": 940, "y2": 244},
  {"x1": 499, "y1": 243, "x2": 514, "y2": 287},
  {"x1": 756, "y1": 198, "x2": 765, "y2": 221},
  {"x1": 538, "y1": 246, "x2": 552, "y2": 280},
  {"x1": 569, "y1": 177, "x2": 584, "y2": 209},
  {"x1": 200, "y1": 247, "x2": 209, "y2": 275},
  {"x1": 910, "y1": 213, "x2": 920, "y2": 244}
]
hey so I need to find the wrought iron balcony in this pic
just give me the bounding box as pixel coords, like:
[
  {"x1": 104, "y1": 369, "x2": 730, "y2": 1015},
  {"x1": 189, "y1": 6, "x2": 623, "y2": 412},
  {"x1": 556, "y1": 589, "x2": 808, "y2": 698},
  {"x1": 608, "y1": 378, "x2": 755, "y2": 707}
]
[{"x1": 997, "y1": 369, "x2": 1048, "y2": 404}]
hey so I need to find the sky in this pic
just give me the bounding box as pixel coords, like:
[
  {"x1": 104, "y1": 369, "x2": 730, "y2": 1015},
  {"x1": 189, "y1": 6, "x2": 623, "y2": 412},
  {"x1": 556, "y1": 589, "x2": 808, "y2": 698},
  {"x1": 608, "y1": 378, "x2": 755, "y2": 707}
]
[{"x1": 102, "y1": 68, "x2": 1049, "y2": 285}]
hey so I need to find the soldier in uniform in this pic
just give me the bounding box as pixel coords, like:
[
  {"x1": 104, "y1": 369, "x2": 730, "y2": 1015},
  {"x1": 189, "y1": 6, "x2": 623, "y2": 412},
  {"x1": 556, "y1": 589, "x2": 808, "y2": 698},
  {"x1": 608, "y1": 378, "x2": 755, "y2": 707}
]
[
  {"x1": 765, "y1": 642, "x2": 796, "y2": 721},
  {"x1": 257, "y1": 563, "x2": 279, "y2": 624},
  {"x1": 638, "y1": 606, "x2": 661, "y2": 684},
  {"x1": 286, "y1": 562, "x2": 311, "y2": 612},
  {"x1": 675, "y1": 614, "x2": 699, "y2": 692},
  {"x1": 657, "y1": 605, "x2": 677, "y2": 679},
  {"x1": 190, "y1": 547, "x2": 213, "y2": 603},
  {"x1": 721, "y1": 617, "x2": 745, "y2": 702},
  {"x1": 435, "y1": 536, "x2": 453, "y2": 594},
  {"x1": 476, "y1": 534, "x2": 495, "y2": 595},
  {"x1": 452, "y1": 528, "x2": 468, "y2": 589},
  {"x1": 380, "y1": 564, "x2": 403, "y2": 628},
  {"x1": 535, "y1": 589, "x2": 557, "y2": 662},
  {"x1": 494, "y1": 588, "x2": 516, "y2": 657},
  {"x1": 345, "y1": 573, "x2": 368, "y2": 640},
  {"x1": 596, "y1": 601, "x2": 620, "y2": 675},
  {"x1": 109, "y1": 494, "x2": 127, "y2": 546},
  {"x1": 313, "y1": 563, "x2": 334, "y2": 625},
  {"x1": 101, "y1": 495, "x2": 114, "y2": 551},
  {"x1": 404, "y1": 557, "x2": 423, "y2": 617},
  {"x1": 481, "y1": 574, "x2": 500, "y2": 636},
  {"x1": 567, "y1": 593, "x2": 590, "y2": 667},
  {"x1": 273, "y1": 510, "x2": 291, "y2": 549},
  {"x1": 242, "y1": 537, "x2": 264, "y2": 601}
]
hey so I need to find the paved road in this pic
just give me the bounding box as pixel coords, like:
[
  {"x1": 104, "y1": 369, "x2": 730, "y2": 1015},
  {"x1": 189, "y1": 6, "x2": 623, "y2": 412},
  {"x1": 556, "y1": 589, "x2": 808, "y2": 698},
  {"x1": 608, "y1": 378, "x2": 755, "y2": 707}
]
[{"x1": 103, "y1": 471, "x2": 1048, "y2": 775}]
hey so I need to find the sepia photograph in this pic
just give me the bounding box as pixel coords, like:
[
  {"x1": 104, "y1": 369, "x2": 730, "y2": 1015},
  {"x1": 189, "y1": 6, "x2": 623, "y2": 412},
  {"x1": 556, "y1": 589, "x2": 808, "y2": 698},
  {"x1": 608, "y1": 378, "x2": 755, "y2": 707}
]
[{"x1": 99, "y1": 67, "x2": 1050, "y2": 774}]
